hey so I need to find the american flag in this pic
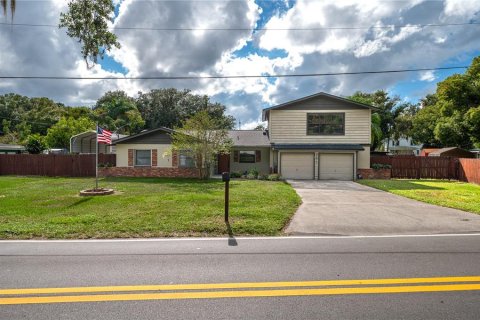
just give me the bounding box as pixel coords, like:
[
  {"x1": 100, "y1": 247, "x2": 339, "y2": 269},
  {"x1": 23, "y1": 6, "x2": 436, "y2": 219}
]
[{"x1": 97, "y1": 126, "x2": 112, "y2": 144}]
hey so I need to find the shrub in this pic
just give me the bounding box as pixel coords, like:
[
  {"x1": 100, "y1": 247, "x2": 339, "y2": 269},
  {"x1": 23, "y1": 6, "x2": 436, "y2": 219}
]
[
  {"x1": 267, "y1": 174, "x2": 281, "y2": 181},
  {"x1": 258, "y1": 174, "x2": 269, "y2": 180},
  {"x1": 24, "y1": 134, "x2": 48, "y2": 154},
  {"x1": 230, "y1": 171, "x2": 242, "y2": 178},
  {"x1": 246, "y1": 173, "x2": 257, "y2": 180},
  {"x1": 371, "y1": 163, "x2": 392, "y2": 170},
  {"x1": 249, "y1": 167, "x2": 259, "y2": 178}
]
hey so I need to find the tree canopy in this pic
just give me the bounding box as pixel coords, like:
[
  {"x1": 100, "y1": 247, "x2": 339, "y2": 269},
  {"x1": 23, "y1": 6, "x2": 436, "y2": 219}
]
[
  {"x1": 93, "y1": 91, "x2": 145, "y2": 135},
  {"x1": 137, "y1": 88, "x2": 235, "y2": 130},
  {"x1": 0, "y1": 89, "x2": 235, "y2": 152},
  {"x1": 170, "y1": 111, "x2": 233, "y2": 179},
  {"x1": 45, "y1": 117, "x2": 95, "y2": 150},
  {"x1": 348, "y1": 90, "x2": 415, "y2": 151},
  {"x1": 411, "y1": 56, "x2": 480, "y2": 148},
  {"x1": 59, "y1": 0, "x2": 120, "y2": 69}
]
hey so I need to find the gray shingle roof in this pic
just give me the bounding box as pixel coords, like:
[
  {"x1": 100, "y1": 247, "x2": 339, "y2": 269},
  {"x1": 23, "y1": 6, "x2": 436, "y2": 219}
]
[
  {"x1": 262, "y1": 92, "x2": 378, "y2": 121},
  {"x1": 228, "y1": 130, "x2": 270, "y2": 147}
]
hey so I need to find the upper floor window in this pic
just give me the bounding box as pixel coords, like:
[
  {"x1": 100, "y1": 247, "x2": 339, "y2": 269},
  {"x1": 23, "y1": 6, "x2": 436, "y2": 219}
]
[{"x1": 307, "y1": 113, "x2": 345, "y2": 135}]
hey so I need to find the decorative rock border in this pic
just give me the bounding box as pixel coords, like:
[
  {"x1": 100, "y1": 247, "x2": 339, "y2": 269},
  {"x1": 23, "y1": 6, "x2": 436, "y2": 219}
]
[{"x1": 79, "y1": 188, "x2": 115, "y2": 196}]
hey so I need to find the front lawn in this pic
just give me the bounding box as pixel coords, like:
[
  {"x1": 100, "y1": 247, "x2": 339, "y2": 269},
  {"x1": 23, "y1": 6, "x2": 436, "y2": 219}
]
[
  {"x1": 0, "y1": 177, "x2": 301, "y2": 239},
  {"x1": 358, "y1": 179, "x2": 480, "y2": 214}
]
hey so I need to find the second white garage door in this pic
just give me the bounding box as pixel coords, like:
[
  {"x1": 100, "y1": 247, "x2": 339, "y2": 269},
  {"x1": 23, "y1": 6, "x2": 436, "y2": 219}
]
[
  {"x1": 281, "y1": 153, "x2": 314, "y2": 180},
  {"x1": 319, "y1": 153, "x2": 354, "y2": 180}
]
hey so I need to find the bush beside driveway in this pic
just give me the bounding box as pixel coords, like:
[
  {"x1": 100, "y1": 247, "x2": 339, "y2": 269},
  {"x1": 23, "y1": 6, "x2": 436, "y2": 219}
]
[
  {"x1": 358, "y1": 179, "x2": 480, "y2": 215},
  {"x1": 0, "y1": 177, "x2": 301, "y2": 239}
]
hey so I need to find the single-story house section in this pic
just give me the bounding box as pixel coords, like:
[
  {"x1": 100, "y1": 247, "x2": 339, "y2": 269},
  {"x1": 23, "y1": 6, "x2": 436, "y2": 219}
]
[
  {"x1": 218, "y1": 130, "x2": 271, "y2": 175},
  {"x1": 428, "y1": 147, "x2": 475, "y2": 158},
  {"x1": 70, "y1": 131, "x2": 127, "y2": 154},
  {"x1": 101, "y1": 127, "x2": 271, "y2": 178},
  {"x1": 0, "y1": 143, "x2": 25, "y2": 154},
  {"x1": 101, "y1": 127, "x2": 199, "y2": 178},
  {"x1": 103, "y1": 92, "x2": 376, "y2": 180}
]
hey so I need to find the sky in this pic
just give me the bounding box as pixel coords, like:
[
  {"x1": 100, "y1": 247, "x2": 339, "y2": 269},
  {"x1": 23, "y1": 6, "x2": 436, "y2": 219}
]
[{"x1": 1, "y1": 0, "x2": 479, "y2": 129}]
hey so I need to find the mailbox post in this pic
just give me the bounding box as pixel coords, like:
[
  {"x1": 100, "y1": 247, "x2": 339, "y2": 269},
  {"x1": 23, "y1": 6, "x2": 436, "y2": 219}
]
[{"x1": 222, "y1": 172, "x2": 230, "y2": 222}]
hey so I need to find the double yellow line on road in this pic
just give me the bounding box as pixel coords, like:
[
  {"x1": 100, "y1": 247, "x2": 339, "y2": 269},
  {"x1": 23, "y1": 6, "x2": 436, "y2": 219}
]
[{"x1": 1, "y1": 276, "x2": 480, "y2": 305}]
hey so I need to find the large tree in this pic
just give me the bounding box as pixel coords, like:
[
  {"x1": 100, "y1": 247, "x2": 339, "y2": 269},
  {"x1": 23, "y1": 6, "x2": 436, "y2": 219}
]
[
  {"x1": 349, "y1": 90, "x2": 410, "y2": 151},
  {"x1": 94, "y1": 90, "x2": 144, "y2": 134},
  {"x1": 136, "y1": 88, "x2": 235, "y2": 130},
  {"x1": 411, "y1": 94, "x2": 442, "y2": 146},
  {"x1": 0, "y1": 94, "x2": 65, "y2": 138},
  {"x1": 45, "y1": 117, "x2": 95, "y2": 149},
  {"x1": 170, "y1": 111, "x2": 233, "y2": 179},
  {"x1": 411, "y1": 56, "x2": 480, "y2": 148},
  {"x1": 59, "y1": 0, "x2": 120, "y2": 69}
]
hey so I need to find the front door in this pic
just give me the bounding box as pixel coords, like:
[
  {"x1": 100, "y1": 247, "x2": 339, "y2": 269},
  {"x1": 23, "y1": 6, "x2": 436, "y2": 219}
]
[{"x1": 217, "y1": 154, "x2": 230, "y2": 174}]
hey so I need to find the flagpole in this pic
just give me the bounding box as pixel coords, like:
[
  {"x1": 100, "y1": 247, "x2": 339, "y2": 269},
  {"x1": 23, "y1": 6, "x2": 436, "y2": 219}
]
[{"x1": 95, "y1": 123, "x2": 99, "y2": 190}]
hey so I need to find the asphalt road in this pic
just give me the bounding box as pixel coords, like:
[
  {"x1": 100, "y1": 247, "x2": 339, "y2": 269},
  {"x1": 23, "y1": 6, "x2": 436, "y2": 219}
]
[{"x1": 1, "y1": 234, "x2": 480, "y2": 319}]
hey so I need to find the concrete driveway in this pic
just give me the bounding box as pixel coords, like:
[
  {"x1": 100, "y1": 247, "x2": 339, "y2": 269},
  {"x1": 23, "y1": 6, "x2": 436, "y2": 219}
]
[{"x1": 285, "y1": 180, "x2": 480, "y2": 236}]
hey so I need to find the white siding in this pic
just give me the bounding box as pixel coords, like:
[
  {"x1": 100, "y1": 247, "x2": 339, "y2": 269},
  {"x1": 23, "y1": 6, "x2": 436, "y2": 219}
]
[
  {"x1": 116, "y1": 144, "x2": 172, "y2": 167},
  {"x1": 357, "y1": 146, "x2": 370, "y2": 169},
  {"x1": 270, "y1": 108, "x2": 371, "y2": 144}
]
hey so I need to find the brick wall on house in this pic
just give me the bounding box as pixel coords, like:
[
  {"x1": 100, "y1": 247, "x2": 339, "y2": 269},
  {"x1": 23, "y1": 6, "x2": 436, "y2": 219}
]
[
  {"x1": 172, "y1": 150, "x2": 178, "y2": 167},
  {"x1": 99, "y1": 167, "x2": 200, "y2": 178},
  {"x1": 151, "y1": 149, "x2": 158, "y2": 167},
  {"x1": 128, "y1": 149, "x2": 133, "y2": 166},
  {"x1": 357, "y1": 168, "x2": 391, "y2": 179}
]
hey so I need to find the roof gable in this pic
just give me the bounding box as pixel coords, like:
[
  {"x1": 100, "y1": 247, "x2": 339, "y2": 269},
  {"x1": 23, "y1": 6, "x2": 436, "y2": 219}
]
[
  {"x1": 262, "y1": 92, "x2": 377, "y2": 121},
  {"x1": 228, "y1": 130, "x2": 270, "y2": 147},
  {"x1": 113, "y1": 127, "x2": 174, "y2": 145}
]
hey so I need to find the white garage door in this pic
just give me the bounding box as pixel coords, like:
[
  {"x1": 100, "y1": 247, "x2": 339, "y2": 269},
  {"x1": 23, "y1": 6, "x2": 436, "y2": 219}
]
[
  {"x1": 281, "y1": 153, "x2": 314, "y2": 180},
  {"x1": 319, "y1": 154, "x2": 354, "y2": 180}
]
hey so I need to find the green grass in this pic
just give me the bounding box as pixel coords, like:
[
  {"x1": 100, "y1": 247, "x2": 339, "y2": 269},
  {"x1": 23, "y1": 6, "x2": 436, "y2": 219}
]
[
  {"x1": 0, "y1": 177, "x2": 301, "y2": 239},
  {"x1": 358, "y1": 179, "x2": 480, "y2": 214}
]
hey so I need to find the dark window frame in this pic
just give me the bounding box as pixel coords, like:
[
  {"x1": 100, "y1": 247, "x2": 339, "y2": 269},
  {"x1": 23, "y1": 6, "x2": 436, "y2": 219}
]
[
  {"x1": 178, "y1": 151, "x2": 195, "y2": 168},
  {"x1": 239, "y1": 150, "x2": 256, "y2": 163},
  {"x1": 306, "y1": 113, "x2": 345, "y2": 136},
  {"x1": 134, "y1": 149, "x2": 152, "y2": 167}
]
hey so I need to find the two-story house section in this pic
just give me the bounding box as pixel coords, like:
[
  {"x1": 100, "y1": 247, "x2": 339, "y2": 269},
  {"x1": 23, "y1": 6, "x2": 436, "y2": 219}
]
[{"x1": 263, "y1": 92, "x2": 375, "y2": 181}]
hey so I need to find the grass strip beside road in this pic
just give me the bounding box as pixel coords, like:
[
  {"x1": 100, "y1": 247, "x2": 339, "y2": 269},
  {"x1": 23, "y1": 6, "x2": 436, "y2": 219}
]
[
  {"x1": 0, "y1": 177, "x2": 301, "y2": 239},
  {"x1": 1, "y1": 276, "x2": 480, "y2": 305},
  {"x1": 358, "y1": 179, "x2": 480, "y2": 214}
]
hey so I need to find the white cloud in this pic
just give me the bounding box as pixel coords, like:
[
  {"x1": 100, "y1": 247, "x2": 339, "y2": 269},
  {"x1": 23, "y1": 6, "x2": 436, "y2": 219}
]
[
  {"x1": 1, "y1": 0, "x2": 480, "y2": 127},
  {"x1": 419, "y1": 71, "x2": 436, "y2": 82},
  {"x1": 444, "y1": 0, "x2": 480, "y2": 17}
]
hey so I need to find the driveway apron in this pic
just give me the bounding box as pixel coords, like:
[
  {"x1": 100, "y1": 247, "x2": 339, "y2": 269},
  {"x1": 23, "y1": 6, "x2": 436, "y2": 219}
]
[{"x1": 285, "y1": 180, "x2": 480, "y2": 236}]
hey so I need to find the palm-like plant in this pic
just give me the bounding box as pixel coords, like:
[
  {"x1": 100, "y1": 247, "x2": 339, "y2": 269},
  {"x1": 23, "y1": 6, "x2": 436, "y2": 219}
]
[
  {"x1": 1, "y1": 0, "x2": 15, "y2": 21},
  {"x1": 371, "y1": 112, "x2": 383, "y2": 151}
]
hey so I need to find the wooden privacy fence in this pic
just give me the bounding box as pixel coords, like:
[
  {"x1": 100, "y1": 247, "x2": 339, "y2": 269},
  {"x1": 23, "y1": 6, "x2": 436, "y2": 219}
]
[
  {"x1": 0, "y1": 154, "x2": 116, "y2": 177},
  {"x1": 371, "y1": 155, "x2": 480, "y2": 184},
  {"x1": 458, "y1": 158, "x2": 480, "y2": 185}
]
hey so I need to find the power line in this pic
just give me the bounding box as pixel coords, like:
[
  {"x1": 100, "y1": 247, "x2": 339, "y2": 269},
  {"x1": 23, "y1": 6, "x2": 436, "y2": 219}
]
[
  {"x1": 1, "y1": 21, "x2": 479, "y2": 31},
  {"x1": 0, "y1": 66, "x2": 469, "y2": 81}
]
